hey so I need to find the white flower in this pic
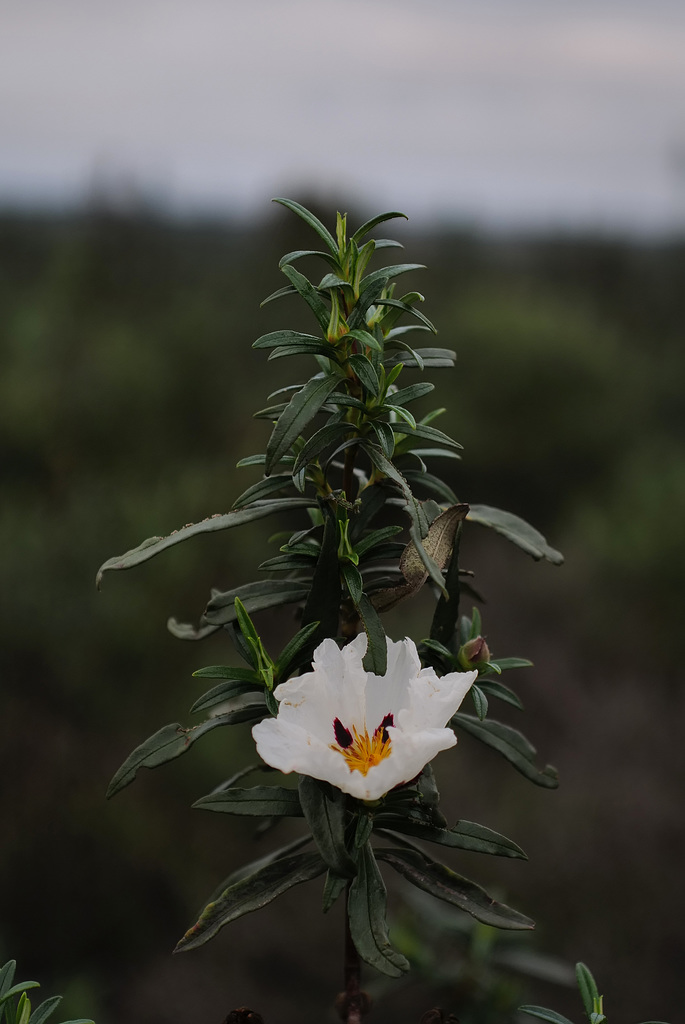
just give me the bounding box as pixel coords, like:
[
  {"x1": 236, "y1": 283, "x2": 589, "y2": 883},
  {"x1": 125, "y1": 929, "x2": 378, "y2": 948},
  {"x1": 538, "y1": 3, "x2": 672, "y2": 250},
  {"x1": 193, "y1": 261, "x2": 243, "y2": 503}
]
[{"x1": 252, "y1": 634, "x2": 477, "y2": 802}]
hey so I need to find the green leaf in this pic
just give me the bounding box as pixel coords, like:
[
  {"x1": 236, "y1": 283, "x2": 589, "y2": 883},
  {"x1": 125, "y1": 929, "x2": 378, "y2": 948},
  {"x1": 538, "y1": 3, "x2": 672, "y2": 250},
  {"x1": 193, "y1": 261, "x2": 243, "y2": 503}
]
[
  {"x1": 360, "y1": 263, "x2": 425, "y2": 295},
  {"x1": 301, "y1": 500, "x2": 342, "y2": 649},
  {"x1": 96, "y1": 498, "x2": 317, "y2": 587},
  {"x1": 258, "y1": 553, "x2": 316, "y2": 572},
  {"x1": 347, "y1": 277, "x2": 390, "y2": 331},
  {"x1": 364, "y1": 442, "x2": 428, "y2": 538},
  {"x1": 370, "y1": 420, "x2": 395, "y2": 457},
  {"x1": 376, "y1": 817, "x2": 526, "y2": 859},
  {"x1": 279, "y1": 248, "x2": 339, "y2": 271},
  {"x1": 575, "y1": 962, "x2": 600, "y2": 1016},
  {"x1": 490, "y1": 657, "x2": 533, "y2": 671},
  {"x1": 260, "y1": 283, "x2": 298, "y2": 306},
  {"x1": 268, "y1": 341, "x2": 340, "y2": 362},
  {"x1": 518, "y1": 1007, "x2": 575, "y2": 1024},
  {"x1": 204, "y1": 580, "x2": 311, "y2": 626},
  {"x1": 175, "y1": 850, "x2": 326, "y2": 951},
  {"x1": 233, "y1": 475, "x2": 293, "y2": 509},
  {"x1": 293, "y1": 421, "x2": 353, "y2": 474},
  {"x1": 253, "y1": 329, "x2": 321, "y2": 349},
  {"x1": 384, "y1": 347, "x2": 455, "y2": 369},
  {"x1": 0, "y1": 960, "x2": 17, "y2": 1000},
  {"x1": 355, "y1": 524, "x2": 403, "y2": 558},
  {"x1": 477, "y1": 678, "x2": 524, "y2": 711},
  {"x1": 347, "y1": 845, "x2": 410, "y2": 977},
  {"x1": 318, "y1": 272, "x2": 352, "y2": 291},
  {"x1": 403, "y1": 470, "x2": 459, "y2": 506},
  {"x1": 375, "y1": 297, "x2": 436, "y2": 333},
  {"x1": 348, "y1": 354, "x2": 380, "y2": 396},
  {"x1": 342, "y1": 563, "x2": 364, "y2": 605},
  {"x1": 265, "y1": 374, "x2": 339, "y2": 474},
  {"x1": 452, "y1": 714, "x2": 559, "y2": 788},
  {"x1": 1, "y1": 982, "x2": 40, "y2": 1005},
  {"x1": 27, "y1": 996, "x2": 62, "y2": 1024},
  {"x1": 345, "y1": 328, "x2": 382, "y2": 352},
  {"x1": 273, "y1": 198, "x2": 338, "y2": 254},
  {"x1": 352, "y1": 210, "x2": 407, "y2": 243},
  {"x1": 190, "y1": 679, "x2": 262, "y2": 715},
  {"x1": 467, "y1": 505, "x2": 564, "y2": 565},
  {"x1": 392, "y1": 421, "x2": 462, "y2": 450},
  {"x1": 470, "y1": 683, "x2": 489, "y2": 720},
  {"x1": 388, "y1": 382, "x2": 435, "y2": 406},
  {"x1": 298, "y1": 777, "x2": 355, "y2": 877},
  {"x1": 376, "y1": 846, "x2": 534, "y2": 929},
  {"x1": 357, "y1": 594, "x2": 387, "y2": 675},
  {"x1": 322, "y1": 871, "x2": 347, "y2": 913},
  {"x1": 193, "y1": 786, "x2": 303, "y2": 817},
  {"x1": 280, "y1": 264, "x2": 331, "y2": 332},
  {"x1": 192, "y1": 665, "x2": 259, "y2": 681},
  {"x1": 275, "y1": 620, "x2": 321, "y2": 679},
  {"x1": 107, "y1": 713, "x2": 259, "y2": 798}
]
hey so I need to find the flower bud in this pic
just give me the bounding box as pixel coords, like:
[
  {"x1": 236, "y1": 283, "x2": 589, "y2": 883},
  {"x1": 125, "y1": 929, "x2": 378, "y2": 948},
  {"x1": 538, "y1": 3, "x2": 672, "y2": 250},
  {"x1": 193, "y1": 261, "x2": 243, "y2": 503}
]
[{"x1": 458, "y1": 636, "x2": 491, "y2": 670}]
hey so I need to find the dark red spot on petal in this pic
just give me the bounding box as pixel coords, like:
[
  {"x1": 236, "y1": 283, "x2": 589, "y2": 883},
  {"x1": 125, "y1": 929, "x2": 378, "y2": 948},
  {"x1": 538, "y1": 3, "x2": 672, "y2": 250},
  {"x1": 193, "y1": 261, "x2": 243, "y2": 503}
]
[
  {"x1": 333, "y1": 718, "x2": 353, "y2": 748},
  {"x1": 375, "y1": 713, "x2": 394, "y2": 743}
]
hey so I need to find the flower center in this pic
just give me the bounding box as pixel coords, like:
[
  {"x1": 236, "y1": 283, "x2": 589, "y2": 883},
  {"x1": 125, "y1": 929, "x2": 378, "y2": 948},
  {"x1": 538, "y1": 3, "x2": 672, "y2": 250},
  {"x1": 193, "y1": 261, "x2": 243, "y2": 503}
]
[{"x1": 331, "y1": 714, "x2": 393, "y2": 776}]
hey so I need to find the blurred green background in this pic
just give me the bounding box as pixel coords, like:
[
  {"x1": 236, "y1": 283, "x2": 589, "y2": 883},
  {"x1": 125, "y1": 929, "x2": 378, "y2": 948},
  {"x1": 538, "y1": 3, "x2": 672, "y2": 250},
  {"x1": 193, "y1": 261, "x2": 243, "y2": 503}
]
[{"x1": 1, "y1": 203, "x2": 683, "y2": 1023}]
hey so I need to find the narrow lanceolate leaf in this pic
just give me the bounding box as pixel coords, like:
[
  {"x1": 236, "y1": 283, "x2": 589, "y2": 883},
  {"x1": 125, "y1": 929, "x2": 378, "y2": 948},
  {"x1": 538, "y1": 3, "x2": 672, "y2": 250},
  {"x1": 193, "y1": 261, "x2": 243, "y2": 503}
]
[
  {"x1": 298, "y1": 777, "x2": 355, "y2": 877},
  {"x1": 393, "y1": 421, "x2": 463, "y2": 450},
  {"x1": 384, "y1": 347, "x2": 456, "y2": 369},
  {"x1": 273, "y1": 198, "x2": 339, "y2": 255},
  {"x1": 375, "y1": 297, "x2": 436, "y2": 333},
  {"x1": 518, "y1": 1008, "x2": 575, "y2": 1024},
  {"x1": 352, "y1": 210, "x2": 407, "y2": 243},
  {"x1": 452, "y1": 714, "x2": 559, "y2": 788},
  {"x1": 26, "y1": 996, "x2": 64, "y2": 1024},
  {"x1": 347, "y1": 845, "x2": 410, "y2": 977},
  {"x1": 575, "y1": 962, "x2": 600, "y2": 1016},
  {"x1": 204, "y1": 580, "x2": 310, "y2": 626},
  {"x1": 268, "y1": 341, "x2": 341, "y2": 362},
  {"x1": 193, "y1": 786, "x2": 303, "y2": 817},
  {"x1": 388, "y1": 381, "x2": 435, "y2": 406},
  {"x1": 233, "y1": 475, "x2": 294, "y2": 509},
  {"x1": 375, "y1": 818, "x2": 526, "y2": 859},
  {"x1": 280, "y1": 264, "x2": 331, "y2": 332},
  {"x1": 357, "y1": 594, "x2": 387, "y2": 675},
  {"x1": 364, "y1": 443, "x2": 428, "y2": 539},
  {"x1": 175, "y1": 850, "x2": 326, "y2": 951},
  {"x1": 279, "y1": 248, "x2": 339, "y2": 271},
  {"x1": 471, "y1": 683, "x2": 489, "y2": 720},
  {"x1": 359, "y1": 263, "x2": 425, "y2": 294},
  {"x1": 301, "y1": 500, "x2": 342, "y2": 649},
  {"x1": 477, "y1": 678, "x2": 524, "y2": 711},
  {"x1": 322, "y1": 871, "x2": 347, "y2": 913},
  {"x1": 265, "y1": 374, "x2": 339, "y2": 474},
  {"x1": 275, "y1": 620, "x2": 321, "y2": 679},
  {"x1": 347, "y1": 277, "x2": 389, "y2": 330},
  {"x1": 107, "y1": 713, "x2": 259, "y2": 798},
  {"x1": 190, "y1": 678, "x2": 262, "y2": 715},
  {"x1": 342, "y1": 563, "x2": 364, "y2": 605},
  {"x1": 96, "y1": 498, "x2": 317, "y2": 587},
  {"x1": 377, "y1": 847, "x2": 534, "y2": 930},
  {"x1": 293, "y1": 420, "x2": 353, "y2": 473},
  {"x1": 348, "y1": 353, "x2": 380, "y2": 396},
  {"x1": 467, "y1": 505, "x2": 564, "y2": 565},
  {"x1": 253, "y1": 329, "x2": 322, "y2": 349}
]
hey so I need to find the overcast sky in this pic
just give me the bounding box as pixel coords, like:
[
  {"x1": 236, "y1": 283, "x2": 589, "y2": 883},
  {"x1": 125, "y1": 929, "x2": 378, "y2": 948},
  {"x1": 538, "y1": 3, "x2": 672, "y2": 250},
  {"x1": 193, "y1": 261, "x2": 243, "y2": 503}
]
[{"x1": 2, "y1": 0, "x2": 685, "y2": 230}]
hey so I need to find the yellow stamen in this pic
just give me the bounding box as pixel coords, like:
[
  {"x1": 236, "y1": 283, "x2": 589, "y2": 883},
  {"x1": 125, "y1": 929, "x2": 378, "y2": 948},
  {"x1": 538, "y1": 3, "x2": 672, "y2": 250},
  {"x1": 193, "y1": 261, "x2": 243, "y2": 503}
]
[{"x1": 331, "y1": 725, "x2": 392, "y2": 776}]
